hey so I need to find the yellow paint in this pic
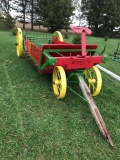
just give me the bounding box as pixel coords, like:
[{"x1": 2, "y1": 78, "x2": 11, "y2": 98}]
[
  {"x1": 16, "y1": 28, "x2": 23, "y2": 57},
  {"x1": 54, "y1": 31, "x2": 63, "y2": 42},
  {"x1": 84, "y1": 66, "x2": 102, "y2": 96},
  {"x1": 52, "y1": 66, "x2": 67, "y2": 99}
]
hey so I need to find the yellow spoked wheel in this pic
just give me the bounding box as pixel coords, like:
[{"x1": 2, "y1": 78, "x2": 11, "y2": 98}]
[
  {"x1": 53, "y1": 66, "x2": 67, "y2": 99},
  {"x1": 53, "y1": 31, "x2": 63, "y2": 42},
  {"x1": 84, "y1": 66, "x2": 102, "y2": 96},
  {"x1": 16, "y1": 28, "x2": 23, "y2": 57}
]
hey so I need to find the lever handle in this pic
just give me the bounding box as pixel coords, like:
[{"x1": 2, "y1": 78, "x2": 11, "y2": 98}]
[{"x1": 70, "y1": 26, "x2": 92, "y2": 35}]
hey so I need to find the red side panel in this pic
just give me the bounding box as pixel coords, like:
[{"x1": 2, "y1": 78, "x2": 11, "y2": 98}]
[
  {"x1": 40, "y1": 56, "x2": 103, "y2": 74},
  {"x1": 26, "y1": 39, "x2": 42, "y2": 64},
  {"x1": 55, "y1": 56, "x2": 103, "y2": 70},
  {"x1": 42, "y1": 44, "x2": 98, "y2": 50}
]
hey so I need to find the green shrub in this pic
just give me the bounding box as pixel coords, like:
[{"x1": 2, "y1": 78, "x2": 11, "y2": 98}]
[
  {"x1": 104, "y1": 36, "x2": 108, "y2": 41},
  {"x1": 0, "y1": 14, "x2": 15, "y2": 30},
  {"x1": 11, "y1": 27, "x2": 17, "y2": 36},
  {"x1": 64, "y1": 32, "x2": 69, "y2": 39},
  {"x1": 72, "y1": 34, "x2": 81, "y2": 44}
]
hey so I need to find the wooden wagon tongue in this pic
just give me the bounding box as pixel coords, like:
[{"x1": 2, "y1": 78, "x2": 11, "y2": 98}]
[{"x1": 78, "y1": 76, "x2": 115, "y2": 148}]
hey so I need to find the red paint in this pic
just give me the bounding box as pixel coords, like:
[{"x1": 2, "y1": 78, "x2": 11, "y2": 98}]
[
  {"x1": 38, "y1": 55, "x2": 103, "y2": 74},
  {"x1": 26, "y1": 39, "x2": 42, "y2": 64},
  {"x1": 70, "y1": 26, "x2": 92, "y2": 35},
  {"x1": 70, "y1": 26, "x2": 92, "y2": 57},
  {"x1": 42, "y1": 44, "x2": 98, "y2": 50},
  {"x1": 25, "y1": 27, "x2": 104, "y2": 74}
]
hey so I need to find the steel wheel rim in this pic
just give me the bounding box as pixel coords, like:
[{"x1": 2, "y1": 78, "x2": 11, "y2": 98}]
[
  {"x1": 53, "y1": 31, "x2": 63, "y2": 42},
  {"x1": 84, "y1": 66, "x2": 102, "y2": 96},
  {"x1": 53, "y1": 66, "x2": 67, "y2": 99},
  {"x1": 16, "y1": 28, "x2": 23, "y2": 57}
]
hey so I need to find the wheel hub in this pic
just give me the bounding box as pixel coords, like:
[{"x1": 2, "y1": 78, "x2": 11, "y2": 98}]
[
  {"x1": 53, "y1": 80, "x2": 60, "y2": 85},
  {"x1": 88, "y1": 78, "x2": 96, "y2": 84}
]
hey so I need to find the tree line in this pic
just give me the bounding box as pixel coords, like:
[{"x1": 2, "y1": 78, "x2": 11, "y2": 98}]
[
  {"x1": 0, "y1": 0, "x2": 120, "y2": 37},
  {"x1": 81, "y1": 0, "x2": 120, "y2": 37}
]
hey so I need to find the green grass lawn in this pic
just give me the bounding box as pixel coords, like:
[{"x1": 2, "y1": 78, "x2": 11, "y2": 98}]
[{"x1": 0, "y1": 30, "x2": 120, "y2": 160}]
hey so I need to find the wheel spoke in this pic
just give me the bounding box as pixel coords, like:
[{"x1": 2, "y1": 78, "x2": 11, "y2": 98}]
[
  {"x1": 54, "y1": 69, "x2": 57, "y2": 79},
  {"x1": 92, "y1": 72, "x2": 96, "y2": 79},
  {"x1": 89, "y1": 70, "x2": 92, "y2": 79},
  {"x1": 57, "y1": 70, "x2": 61, "y2": 80},
  {"x1": 91, "y1": 83, "x2": 96, "y2": 93}
]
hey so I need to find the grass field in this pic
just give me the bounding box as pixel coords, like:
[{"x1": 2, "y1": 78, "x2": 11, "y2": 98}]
[{"x1": 0, "y1": 30, "x2": 120, "y2": 160}]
